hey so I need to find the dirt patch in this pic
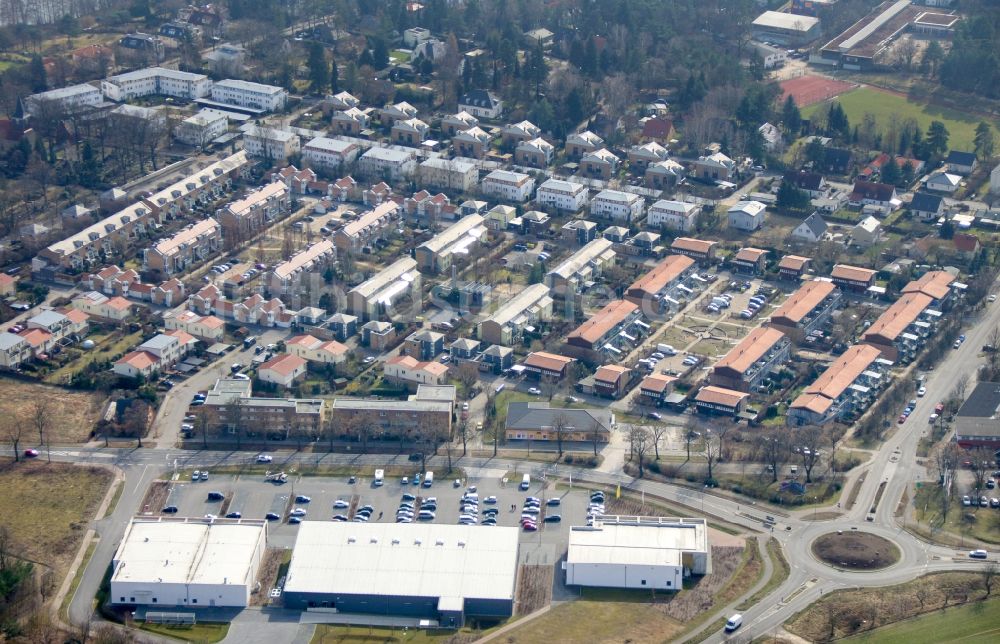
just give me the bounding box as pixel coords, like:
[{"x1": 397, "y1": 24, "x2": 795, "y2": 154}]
[
  {"x1": 251, "y1": 548, "x2": 286, "y2": 607},
  {"x1": 845, "y1": 471, "x2": 867, "y2": 511},
  {"x1": 142, "y1": 481, "x2": 170, "y2": 514},
  {"x1": 811, "y1": 532, "x2": 899, "y2": 570},
  {"x1": 780, "y1": 75, "x2": 858, "y2": 108},
  {"x1": 785, "y1": 572, "x2": 989, "y2": 642},
  {"x1": 0, "y1": 380, "x2": 105, "y2": 443},
  {"x1": 516, "y1": 564, "x2": 553, "y2": 615}
]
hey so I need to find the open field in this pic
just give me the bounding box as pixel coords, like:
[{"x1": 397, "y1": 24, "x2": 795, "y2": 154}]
[
  {"x1": 0, "y1": 461, "x2": 113, "y2": 577},
  {"x1": 784, "y1": 572, "x2": 990, "y2": 642},
  {"x1": 803, "y1": 86, "x2": 999, "y2": 151},
  {"x1": 913, "y1": 484, "x2": 1000, "y2": 545},
  {"x1": 0, "y1": 379, "x2": 105, "y2": 443},
  {"x1": 840, "y1": 596, "x2": 1000, "y2": 643},
  {"x1": 781, "y1": 75, "x2": 859, "y2": 108}
]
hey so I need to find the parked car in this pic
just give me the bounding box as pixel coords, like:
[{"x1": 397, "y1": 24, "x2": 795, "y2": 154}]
[
  {"x1": 162, "y1": 505, "x2": 178, "y2": 513},
  {"x1": 256, "y1": 454, "x2": 273, "y2": 463},
  {"x1": 265, "y1": 512, "x2": 280, "y2": 521},
  {"x1": 969, "y1": 549, "x2": 988, "y2": 559},
  {"x1": 24, "y1": 449, "x2": 39, "y2": 458}
]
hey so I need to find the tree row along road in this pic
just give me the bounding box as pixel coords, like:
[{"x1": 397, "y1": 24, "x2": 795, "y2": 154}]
[{"x1": 8, "y1": 286, "x2": 998, "y2": 642}]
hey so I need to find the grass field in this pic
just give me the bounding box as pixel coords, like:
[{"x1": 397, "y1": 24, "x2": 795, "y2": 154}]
[
  {"x1": 0, "y1": 379, "x2": 105, "y2": 443},
  {"x1": 140, "y1": 622, "x2": 229, "y2": 643},
  {"x1": 312, "y1": 624, "x2": 493, "y2": 643},
  {"x1": 43, "y1": 328, "x2": 143, "y2": 385},
  {"x1": 840, "y1": 597, "x2": 1000, "y2": 643},
  {"x1": 0, "y1": 461, "x2": 112, "y2": 577},
  {"x1": 913, "y1": 484, "x2": 1000, "y2": 544},
  {"x1": 803, "y1": 86, "x2": 998, "y2": 152}
]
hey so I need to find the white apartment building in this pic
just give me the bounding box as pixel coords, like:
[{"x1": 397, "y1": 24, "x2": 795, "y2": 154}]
[
  {"x1": 482, "y1": 169, "x2": 535, "y2": 203},
  {"x1": 727, "y1": 200, "x2": 767, "y2": 232},
  {"x1": 242, "y1": 126, "x2": 301, "y2": 161},
  {"x1": 302, "y1": 137, "x2": 360, "y2": 172},
  {"x1": 647, "y1": 199, "x2": 700, "y2": 232},
  {"x1": 211, "y1": 79, "x2": 288, "y2": 112},
  {"x1": 175, "y1": 109, "x2": 228, "y2": 147},
  {"x1": 24, "y1": 83, "x2": 103, "y2": 115},
  {"x1": 101, "y1": 67, "x2": 212, "y2": 101},
  {"x1": 591, "y1": 189, "x2": 645, "y2": 223},
  {"x1": 536, "y1": 179, "x2": 588, "y2": 213},
  {"x1": 419, "y1": 157, "x2": 479, "y2": 192},
  {"x1": 358, "y1": 147, "x2": 417, "y2": 181}
]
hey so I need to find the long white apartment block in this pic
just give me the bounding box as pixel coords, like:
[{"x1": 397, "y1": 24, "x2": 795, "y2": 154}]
[{"x1": 102, "y1": 67, "x2": 212, "y2": 101}]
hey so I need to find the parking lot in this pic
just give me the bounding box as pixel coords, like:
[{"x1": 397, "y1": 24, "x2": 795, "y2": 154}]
[{"x1": 160, "y1": 469, "x2": 599, "y2": 550}]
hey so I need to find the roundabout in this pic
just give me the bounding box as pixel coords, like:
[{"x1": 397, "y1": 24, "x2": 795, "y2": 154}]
[{"x1": 811, "y1": 531, "x2": 901, "y2": 571}]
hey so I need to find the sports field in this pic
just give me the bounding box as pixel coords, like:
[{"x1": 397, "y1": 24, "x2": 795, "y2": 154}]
[
  {"x1": 781, "y1": 75, "x2": 858, "y2": 108},
  {"x1": 841, "y1": 597, "x2": 1000, "y2": 643},
  {"x1": 802, "y1": 86, "x2": 998, "y2": 151}
]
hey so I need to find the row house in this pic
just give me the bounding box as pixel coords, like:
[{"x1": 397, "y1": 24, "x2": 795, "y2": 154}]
[
  {"x1": 481, "y1": 169, "x2": 535, "y2": 203},
  {"x1": 590, "y1": 189, "x2": 644, "y2": 223},
  {"x1": 401, "y1": 329, "x2": 444, "y2": 361},
  {"x1": 561, "y1": 219, "x2": 599, "y2": 246},
  {"x1": 625, "y1": 254, "x2": 697, "y2": 314},
  {"x1": 361, "y1": 320, "x2": 396, "y2": 351},
  {"x1": 358, "y1": 147, "x2": 417, "y2": 182},
  {"x1": 521, "y1": 351, "x2": 575, "y2": 381},
  {"x1": 453, "y1": 126, "x2": 492, "y2": 159},
  {"x1": 286, "y1": 333, "x2": 349, "y2": 365},
  {"x1": 645, "y1": 158, "x2": 686, "y2": 190},
  {"x1": 901, "y1": 270, "x2": 956, "y2": 310},
  {"x1": 143, "y1": 217, "x2": 222, "y2": 276},
  {"x1": 404, "y1": 191, "x2": 452, "y2": 224},
  {"x1": 137, "y1": 330, "x2": 196, "y2": 366},
  {"x1": 691, "y1": 152, "x2": 735, "y2": 182},
  {"x1": 769, "y1": 280, "x2": 842, "y2": 337},
  {"x1": 565, "y1": 299, "x2": 643, "y2": 357},
  {"x1": 142, "y1": 150, "x2": 251, "y2": 220},
  {"x1": 670, "y1": 237, "x2": 718, "y2": 264},
  {"x1": 392, "y1": 117, "x2": 430, "y2": 146},
  {"x1": 216, "y1": 181, "x2": 291, "y2": 239},
  {"x1": 831, "y1": 264, "x2": 877, "y2": 293},
  {"x1": 515, "y1": 138, "x2": 554, "y2": 168},
  {"x1": 302, "y1": 137, "x2": 360, "y2": 172},
  {"x1": 441, "y1": 111, "x2": 478, "y2": 136},
  {"x1": 414, "y1": 214, "x2": 487, "y2": 273},
  {"x1": 709, "y1": 327, "x2": 790, "y2": 392},
  {"x1": 545, "y1": 238, "x2": 616, "y2": 295},
  {"x1": 861, "y1": 292, "x2": 939, "y2": 363},
  {"x1": 731, "y1": 247, "x2": 768, "y2": 275},
  {"x1": 26, "y1": 308, "x2": 89, "y2": 342},
  {"x1": 383, "y1": 355, "x2": 449, "y2": 391},
  {"x1": 788, "y1": 344, "x2": 887, "y2": 426},
  {"x1": 0, "y1": 332, "x2": 33, "y2": 370},
  {"x1": 579, "y1": 148, "x2": 621, "y2": 181},
  {"x1": 362, "y1": 182, "x2": 393, "y2": 206},
  {"x1": 152, "y1": 278, "x2": 186, "y2": 307},
  {"x1": 694, "y1": 386, "x2": 749, "y2": 417},
  {"x1": 163, "y1": 309, "x2": 225, "y2": 341},
  {"x1": 591, "y1": 365, "x2": 633, "y2": 399},
  {"x1": 188, "y1": 284, "x2": 222, "y2": 315},
  {"x1": 566, "y1": 130, "x2": 603, "y2": 159},
  {"x1": 331, "y1": 106, "x2": 370, "y2": 135},
  {"x1": 419, "y1": 157, "x2": 479, "y2": 193},
  {"x1": 231, "y1": 294, "x2": 295, "y2": 328},
  {"x1": 647, "y1": 200, "x2": 699, "y2": 232},
  {"x1": 113, "y1": 350, "x2": 161, "y2": 379},
  {"x1": 638, "y1": 373, "x2": 678, "y2": 407},
  {"x1": 628, "y1": 142, "x2": 669, "y2": 170},
  {"x1": 86, "y1": 265, "x2": 140, "y2": 296},
  {"x1": 477, "y1": 283, "x2": 553, "y2": 346},
  {"x1": 71, "y1": 291, "x2": 134, "y2": 321},
  {"x1": 334, "y1": 201, "x2": 402, "y2": 252},
  {"x1": 326, "y1": 91, "x2": 360, "y2": 111},
  {"x1": 347, "y1": 257, "x2": 421, "y2": 321},
  {"x1": 269, "y1": 239, "x2": 336, "y2": 295},
  {"x1": 778, "y1": 255, "x2": 812, "y2": 280},
  {"x1": 536, "y1": 178, "x2": 587, "y2": 213},
  {"x1": 501, "y1": 120, "x2": 541, "y2": 148},
  {"x1": 380, "y1": 101, "x2": 418, "y2": 125},
  {"x1": 35, "y1": 201, "x2": 153, "y2": 271},
  {"x1": 258, "y1": 353, "x2": 307, "y2": 388}
]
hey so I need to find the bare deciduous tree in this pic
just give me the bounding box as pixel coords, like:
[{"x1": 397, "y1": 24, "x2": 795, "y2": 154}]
[
  {"x1": 703, "y1": 429, "x2": 721, "y2": 482},
  {"x1": 797, "y1": 424, "x2": 825, "y2": 483},
  {"x1": 649, "y1": 422, "x2": 669, "y2": 461},
  {"x1": 629, "y1": 425, "x2": 652, "y2": 478},
  {"x1": 2, "y1": 417, "x2": 24, "y2": 462}
]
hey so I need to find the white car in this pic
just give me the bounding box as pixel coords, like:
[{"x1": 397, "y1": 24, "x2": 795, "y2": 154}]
[
  {"x1": 256, "y1": 454, "x2": 273, "y2": 463},
  {"x1": 917, "y1": 386, "x2": 927, "y2": 397},
  {"x1": 528, "y1": 387, "x2": 541, "y2": 395},
  {"x1": 333, "y1": 499, "x2": 349, "y2": 509},
  {"x1": 989, "y1": 294, "x2": 997, "y2": 303},
  {"x1": 290, "y1": 508, "x2": 307, "y2": 517}
]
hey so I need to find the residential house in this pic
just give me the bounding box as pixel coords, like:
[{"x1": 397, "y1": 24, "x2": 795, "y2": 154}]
[
  {"x1": 590, "y1": 189, "x2": 644, "y2": 223},
  {"x1": 286, "y1": 334, "x2": 349, "y2": 365},
  {"x1": 504, "y1": 403, "x2": 613, "y2": 443},
  {"x1": 628, "y1": 142, "x2": 669, "y2": 169},
  {"x1": 347, "y1": 257, "x2": 420, "y2": 320},
  {"x1": 176, "y1": 109, "x2": 228, "y2": 147},
  {"x1": 565, "y1": 299, "x2": 643, "y2": 356},
  {"x1": 817, "y1": 147, "x2": 853, "y2": 175},
  {"x1": 136, "y1": 332, "x2": 192, "y2": 367},
  {"x1": 945, "y1": 150, "x2": 977, "y2": 175},
  {"x1": 404, "y1": 191, "x2": 451, "y2": 224},
  {"x1": 640, "y1": 117, "x2": 675, "y2": 143},
  {"x1": 625, "y1": 254, "x2": 697, "y2": 314},
  {"x1": 383, "y1": 355, "x2": 449, "y2": 390},
  {"x1": 731, "y1": 248, "x2": 768, "y2": 275},
  {"x1": 515, "y1": 138, "x2": 554, "y2": 168},
  {"x1": 258, "y1": 353, "x2": 307, "y2": 388},
  {"x1": 113, "y1": 351, "x2": 160, "y2": 379},
  {"x1": 591, "y1": 365, "x2": 633, "y2": 399},
  {"x1": 480, "y1": 344, "x2": 514, "y2": 374},
  {"x1": 691, "y1": 152, "x2": 735, "y2": 182},
  {"x1": 909, "y1": 192, "x2": 945, "y2": 221},
  {"x1": 694, "y1": 386, "x2": 749, "y2": 417},
  {"x1": 647, "y1": 200, "x2": 699, "y2": 233},
  {"x1": 358, "y1": 147, "x2": 417, "y2": 182},
  {"x1": 0, "y1": 332, "x2": 31, "y2": 370},
  {"x1": 269, "y1": 240, "x2": 336, "y2": 295},
  {"x1": 783, "y1": 171, "x2": 825, "y2": 198},
  {"x1": 481, "y1": 170, "x2": 535, "y2": 203},
  {"x1": 710, "y1": 327, "x2": 790, "y2": 392},
  {"x1": 790, "y1": 212, "x2": 827, "y2": 243},
  {"x1": 536, "y1": 179, "x2": 588, "y2": 213},
  {"x1": 831, "y1": 264, "x2": 877, "y2": 292},
  {"x1": 320, "y1": 313, "x2": 358, "y2": 341},
  {"x1": 401, "y1": 329, "x2": 444, "y2": 361},
  {"x1": 579, "y1": 149, "x2": 621, "y2": 181},
  {"x1": 449, "y1": 338, "x2": 481, "y2": 362},
  {"x1": 477, "y1": 283, "x2": 553, "y2": 346},
  {"x1": 452, "y1": 126, "x2": 491, "y2": 158},
  {"x1": 143, "y1": 218, "x2": 222, "y2": 276},
  {"x1": 990, "y1": 163, "x2": 1000, "y2": 195},
  {"x1": 645, "y1": 159, "x2": 686, "y2": 190},
  {"x1": 71, "y1": 291, "x2": 133, "y2": 321},
  {"x1": 216, "y1": 181, "x2": 291, "y2": 239},
  {"x1": 0, "y1": 273, "x2": 16, "y2": 297},
  {"x1": 769, "y1": 279, "x2": 842, "y2": 337},
  {"x1": 334, "y1": 201, "x2": 401, "y2": 252},
  {"x1": 925, "y1": 171, "x2": 961, "y2": 193},
  {"x1": 457, "y1": 89, "x2": 503, "y2": 119},
  {"x1": 953, "y1": 233, "x2": 981, "y2": 260},
  {"x1": 242, "y1": 126, "x2": 300, "y2": 161},
  {"x1": 521, "y1": 351, "x2": 575, "y2": 381},
  {"x1": 787, "y1": 344, "x2": 887, "y2": 426},
  {"x1": 849, "y1": 180, "x2": 899, "y2": 212},
  {"x1": 163, "y1": 309, "x2": 225, "y2": 341},
  {"x1": 441, "y1": 111, "x2": 478, "y2": 136},
  {"x1": 519, "y1": 211, "x2": 551, "y2": 235},
  {"x1": 415, "y1": 214, "x2": 487, "y2": 273},
  {"x1": 331, "y1": 107, "x2": 370, "y2": 135},
  {"x1": 638, "y1": 373, "x2": 679, "y2": 406},
  {"x1": 484, "y1": 204, "x2": 516, "y2": 231},
  {"x1": 501, "y1": 120, "x2": 541, "y2": 149},
  {"x1": 360, "y1": 320, "x2": 395, "y2": 351},
  {"x1": 901, "y1": 270, "x2": 956, "y2": 310},
  {"x1": 566, "y1": 131, "x2": 604, "y2": 159},
  {"x1": 302, "y1": 137, "x2": 360, "y2": 172},
  {"x1": 852, "y1": 216, "x2": 883, "y2": 248},
  {"x1": 954, "y1": 381, "x2": 1000, "y2": 450},
  {"x1": 391, "y1": 117, "x2": 430, "y2": 146},
  {"x1": 419, "y1": 157, "x2": 479, "y2": 193},
  {"x1": 561, "y1": 219, "x2": 599, "y2": 246},
  {"x1": 728, "y1": 200, "x2": 767, "y2": 232},
  {"x1": 545, "y1": 238, "x2": 616, "y2": 295},
  {"x1": 670, "y1": 237, "x2": 718, "y2": 264}
]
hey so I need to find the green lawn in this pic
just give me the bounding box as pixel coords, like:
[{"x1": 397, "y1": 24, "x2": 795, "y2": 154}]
[
  {"x1": 840, "y1": 597, "x2": 1000, "y2": 643},
  {"x1": 140, "y1": 622, "x2": 229, "y2": 643},
  {"x1": 803, "y1": 86, "x2": 998, "y2": 151}
]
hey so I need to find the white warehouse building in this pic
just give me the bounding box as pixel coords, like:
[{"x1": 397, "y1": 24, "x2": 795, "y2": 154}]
[
  {"x1": 110, "y1": 518, "x2": 267, "y2": 608},
  {"x1": 564, "y1": 516, "x2": 710, "y2": 590}
]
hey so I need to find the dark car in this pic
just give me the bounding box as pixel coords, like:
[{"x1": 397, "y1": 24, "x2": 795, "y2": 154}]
[
  {"x1": 265, "y1": 512, "x2": 280, "y2": 521},
  {"x1": 543, "y1": 514, "x2": 562, "y2": 523},
  {"x1": 408, "y1": 453, "x2": 422, "y2": 462},
  {"x1": 546, "y1": 498, "x2": 561, "y2": 506},
  {"x1": 225, "y1": 511, "x2": 242, "y2": 519},
  {"x1": 162, "y1": 505, "x2": 179, "y2": 513},
  {"x1": 207, "y1": 491, "x2": 225, "y2": 501}
]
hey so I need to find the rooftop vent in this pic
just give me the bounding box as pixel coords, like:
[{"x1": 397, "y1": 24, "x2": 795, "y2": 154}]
[
  {"x1": 347, "y1": 536, "x2": 356, "y2": 543},
  {"x1": 414, "y1": 538, "x2": 422, "y2": 546}
]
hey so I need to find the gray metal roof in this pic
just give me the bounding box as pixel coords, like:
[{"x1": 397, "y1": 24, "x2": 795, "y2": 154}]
[{"x1": 505, "y1": 402, "x2": 613, "y2": 432}]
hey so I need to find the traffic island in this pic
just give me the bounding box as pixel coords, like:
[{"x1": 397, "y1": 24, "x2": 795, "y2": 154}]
[{"x1": 811, "y1": 531, "x2": 900, "y2": 570}]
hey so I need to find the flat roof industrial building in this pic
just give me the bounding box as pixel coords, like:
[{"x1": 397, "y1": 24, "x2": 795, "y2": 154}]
[
  {"x1": 111, "y1": 518, "x2": 267, "y2": 608},
  {"x1": 564, "y1": 516, "x2": 710, "y2": 590},
  {"x1": 283, "y1": 522, "x2": 520, "y2": 626}
]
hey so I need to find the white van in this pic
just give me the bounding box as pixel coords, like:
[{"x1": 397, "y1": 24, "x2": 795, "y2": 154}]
[
  {"x1": 725, "y1": 614, "x2": 743, "y2": 632},
  {"x1": 520, "y1": 473, "x2": 531, "y2": 490},
  {"x1": 374, "y1": 469, "x2": 384, "y2": 486},
  {"x1": 423, "y1": 471, "x2": 434, "y2": 487},
  {"x1": 656, "y1": 343, "x2": 677, "y2": 355}
]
